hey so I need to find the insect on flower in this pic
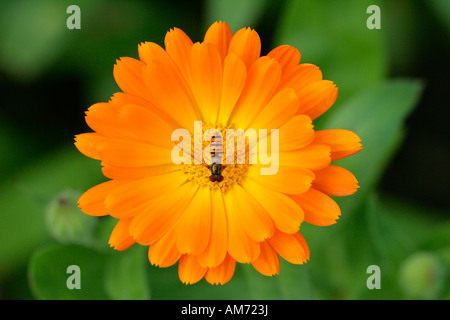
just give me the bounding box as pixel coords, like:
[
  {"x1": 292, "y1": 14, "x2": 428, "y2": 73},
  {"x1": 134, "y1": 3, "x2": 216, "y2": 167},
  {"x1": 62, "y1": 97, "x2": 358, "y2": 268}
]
[{"x1": 208, "y1": 135, "x2": 225, "y2": 183}]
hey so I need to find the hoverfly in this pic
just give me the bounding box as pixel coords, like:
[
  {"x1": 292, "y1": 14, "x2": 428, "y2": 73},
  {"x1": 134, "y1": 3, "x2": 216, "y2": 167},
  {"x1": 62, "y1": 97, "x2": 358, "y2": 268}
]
[
  {"x1": 203, "y1": 132, "x2": 249, "y2": 183},
  {"x1": 209, "y1": 135, "x2": 224, "y2": 183},
  {"x1": 172, "y1": 127, "x2": 249, "y2": 183}
]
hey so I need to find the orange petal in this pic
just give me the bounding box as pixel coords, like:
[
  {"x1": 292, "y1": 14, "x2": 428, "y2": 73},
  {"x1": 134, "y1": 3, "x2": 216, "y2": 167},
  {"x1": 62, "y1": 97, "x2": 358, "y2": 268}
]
[
  {"x1": 217, "y1": 53, "x2": 247, "y2": 126},
  {"x1": 268, "y1": 230, "x2": 309, "y2": 264},
  {"x1": 251, "y1": 241, "x2": 280, "y2": 276},
  {"x1": 164, "y1": 27, "x2": 193, "y2": 84},
  {"x1": 279, "y1": 115, "x2": 314, "y2": 151},
  {"x1": 77, "y1": 180, "x2": 125, "y2": 216},
  {"x1": 104, "y1": 171, "x2": 187, "y2": 219},
  {"x1": 249, "y1": 88, "x2": 300, "y2": 130},
  {"x1": 176, "y1": 187, "x2": 212, "y2": 255},
  {"x1": 227, "y1": 27, "x2": 261, "y2": 70},
  {"x1": 230, "y1": 56, "x2": 282, "y2": 129},
  {"x1": 118, "y1": 104, "x2": 175, "y2": 149},
  {"x1": 148, "y1": 225, "x2": 182, "y2": 268},
  {"x1": 138, "y1": 41, "x2": 172, "y2": 65},
  {"x1": 241, "y1": 178, "x2": 304, "y2": 234},
  {"x1": 223, "y1": 186, "x2": 261, "y2": 263},
  {"x1": 204, "y1": 254, "x2": 236, "y2": 285},
  {"x1": 84, "y1": 102, "x2": 132, "y2": 138},
  {"x1": 290, "y1": 188, "x2": 341, "y2": 226},
  {"x1": 143, "y1": 59, "x2": 200, "y2": 129},
  {"x1": 129, "y1": 183, "x2": 198, "y2": 245},
  {"x1": 108, "y1": 218, "x2": 136, "y2": 251},
  {"x1": 296, "y1": 80, "x2": 338, "y2": 120},
  {"x1": 113, "y1": 57, "x2": 148, "y2": 98},
  {"x1": 246, "y1": 165, "x2": 314, "y2": 195},
  {"x1": 102, "y1": 164, "x2": 179, "y2": 180},
  {"x1": 96, "y1": 137, "x2": 173, "y2": 167},
  {"x1": 279, "y1": 144, "x2": 331, "y2": 170},
  {"x1": 267, "y1": 45, "x2": 301, "y2": 72},
  {"x1": 74, "y1": 132, "x2": 106, "y2": 160},
  {"x1": 278, "y1": 63, "x2": 323, "y2": 93},
  {"x1": 109, "y1": 92, "x2": 179, "y2": 130},
  {"x1": 204, "y1": 21, "x2": 233, "y2": 61},
  {"x1": 189, "y1": 42, "x2": 223, "y2": 124},
  {"x1": 313, "y1": 129, "x2": 362, "y2": 161},
  {"x1": 312, "y1": 164, "x2": 359, "y2": 196},
  {"x1": 224, "y1": 184, "x2": 274, "y2": 242},
  {"x1": 196, "y1": 188, "x2": 228, "y2": 268},
  {"x1": 178, "y1": 254, "x2": 208, "y2": 285}
]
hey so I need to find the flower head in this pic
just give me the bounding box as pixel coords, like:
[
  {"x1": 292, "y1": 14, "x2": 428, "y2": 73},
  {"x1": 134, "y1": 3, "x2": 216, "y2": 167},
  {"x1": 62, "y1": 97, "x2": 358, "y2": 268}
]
[{"x1": 75, "y1": 21, "x2": 362, "y2": 285}]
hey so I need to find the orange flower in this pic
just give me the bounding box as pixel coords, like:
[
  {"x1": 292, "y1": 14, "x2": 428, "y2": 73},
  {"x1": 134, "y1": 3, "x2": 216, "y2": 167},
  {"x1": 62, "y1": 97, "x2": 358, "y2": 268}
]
[{"x1": 75, "y1": 21, "x2": 362, "y2": 285}]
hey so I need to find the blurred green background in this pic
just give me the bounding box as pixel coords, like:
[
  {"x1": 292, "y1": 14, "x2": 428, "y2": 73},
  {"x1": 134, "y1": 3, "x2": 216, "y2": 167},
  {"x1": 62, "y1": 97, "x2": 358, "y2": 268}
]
[{"x1": 0, "y1": 0, "x2": 448, "y2": 300}]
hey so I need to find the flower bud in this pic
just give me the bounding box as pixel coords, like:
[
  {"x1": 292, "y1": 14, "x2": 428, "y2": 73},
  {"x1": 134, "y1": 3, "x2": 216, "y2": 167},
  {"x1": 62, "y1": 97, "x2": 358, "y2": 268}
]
[
  {"x1": 398, "y1": 251, "x2": 446, "y2": 299},
  {"x1": 45, "y1": 189, "x2": 97, "y2": 244}
]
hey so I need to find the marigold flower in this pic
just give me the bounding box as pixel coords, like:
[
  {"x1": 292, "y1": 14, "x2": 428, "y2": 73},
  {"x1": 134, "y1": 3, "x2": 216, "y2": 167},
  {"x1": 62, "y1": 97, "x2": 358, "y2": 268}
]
[{"x1": 75, "y1": 21, "x2": 362, "y2": 285}]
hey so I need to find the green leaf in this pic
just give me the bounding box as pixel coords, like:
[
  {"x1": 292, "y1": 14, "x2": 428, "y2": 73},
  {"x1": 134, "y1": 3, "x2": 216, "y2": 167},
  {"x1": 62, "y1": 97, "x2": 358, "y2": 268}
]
[
  {"x1": 241, "y1": 264, "x2": 283, "y2": 299},
  {"x1": 242, "y1": 260, "x2": 312, "y2": 299},
  {"x1": 319, "y1": 79, "x2": 424, "y2": 215},
  {"x1": 311, "y1": 192, "x2": 449, "y2": 299},
  {"x1": 365, "y1": 193, "x2": 411, "y2": 262},
  {"x1": 296, "y1": 80, "x2": 423, "y2": 299},
  {"x1": 0, "y1": 146, "x2": 104, "y2": 280},
  {"x1": 28, "y1": 243, "x2": 109, "y2": 299},
  {"x1": 29, "y1": 241, "x2": 152, "y2": 300},
  {"x1": 373, "y1": 195, "x2": 449, "y2": 254},
  {"x1": 274, "y1": 0, "x2": 387, "y2": 103},
  {"x1": 204, "y1": 0, "x2": 270, "y2": 31},
  {"x1": 104, "y1": 246, "x2": 151, "y2": 300},
  {"x1": 146, "y1": 265, "x2": 251, "y2": 300},
  {"x1": 277, "y1": 260, "x2": 313, "y2": 299}
]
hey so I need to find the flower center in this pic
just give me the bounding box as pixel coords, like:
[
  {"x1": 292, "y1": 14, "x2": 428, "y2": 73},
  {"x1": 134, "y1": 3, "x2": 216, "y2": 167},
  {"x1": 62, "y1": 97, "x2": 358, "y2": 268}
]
[{"x1": 182, "y1": 123, "x2": 250, "y2": 192}]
